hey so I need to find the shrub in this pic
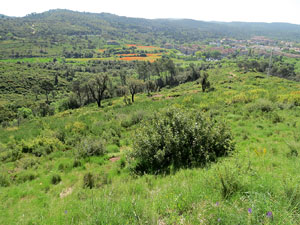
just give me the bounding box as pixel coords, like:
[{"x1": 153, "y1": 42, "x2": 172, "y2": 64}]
[
  {"x1": 0, "y1": 174, "x2": 10, "y2": 187},
  {"x1": 16, "y1": 157, "x2": 39, "y2": 169},
  {"x1": 0, "y1": 141, "x2": 22, "y2": 162},
  {"x1": 59, "y1": 94, "x2": 81, "y2": 111},
  {"x1": 130, "y1": 108, "x2": 234, "y2": 174},
  {"x1": 51, "y1": 174, "x2": 61, "y2": 185},
  {"x1": 121, "y1": 111, "x2": 145, "y2": 128},
  {"x1": 218, "y1": 166, "x2": 244, "y2": 199},
  {"x1": 16, "y1": 172, "x2": 37, "y2": 184},
  {"x1": 58, "y1": 163, "x2": 70, "y2": 172},
  {"x1": 284, "y1": 183, "x2": 300, "y2": 213},
  {"x1": 38, "y1": 103, "x2": 55, "y2": 117},
  {"x1": 21, "y1": 136, "x2": 64, "y2": 157},
  {"x1": 229, "y1": 92, "x2": 255, "y2": 104},
  {"x1": 106, "y1": 144, "x2": 119, "y2": 153},
  {"x1": 83, "y1": 172, "x2": 94, "y2": 189},
  {"x1": 278, "y1": 91, "x2": 300, "y2": 106},
  {"x1": 17, "y1": 107, "x2": 34, "y2": 120},
  {"x1": 118, "y1": 156, "x2": 126, "y2": 169},
  {"x1": 77, "y1": 137, "x2": 106, "y2": 158},
  {"x1": 247, "y1": 99, "x2": 275, "y2": 113},
  {"x1": 65, "y1": 121, "x2": 88, "y2": 135},
  {"x1": 73, "y1": 159, "x2": 82, "y2": 168},
  {"x1": 286, "y1": 141, "x2": 299, "y2": 158}
]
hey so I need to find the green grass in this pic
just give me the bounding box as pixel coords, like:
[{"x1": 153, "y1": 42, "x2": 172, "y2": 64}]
[
  {"x1": 0, "y1": 57, "x2": 61, "y2": 63},
  {"x1": 0, "y1": 65, "x2": 300, "y2": 224}
]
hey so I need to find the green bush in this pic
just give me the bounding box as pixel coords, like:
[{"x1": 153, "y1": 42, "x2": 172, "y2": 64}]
[
  {"x1": 58, "y1": 163, "x2": 71, "y2": 172},
  {"x1": 0, "y1": 141, "x2": 22, "y2": 162},
  {"x1": 51, "y1": 174, "x2": 61, "y2": 185},
  {"x1": 16, "y1": 157, "x2": 39, "y2": 169},
  {"x1": 73, "y1": 159, "x2": 82, "y2": 168},
  {"x1": 21, "y1": 136, "x2": 64, "y2": 157},
  {"x1": 58, "y1": 94, "x2": 81, "y2": 111},
  {"x1": 16, "y1": 172, "x2": 37, "y2": 184},
  {"x1": 106, "y1": 144, "x2": 119, "y2": 153},
  {"x1": 0, "y1": 174, "x2": 10, "y2": 187},
  {"x1": 38, "y1": 102, "x2": 55, "y2": 117},
  {"x1": 83, "y1": 172, "x2": 94, "y2": 189},
  {"x1": 77, "y1": 137, "x2": 106, "y2": 158},
  {"x1": 247, "y1": 99, "x2": 275, "y2": 113},
  {"x1": 17, "y1": 107, "x2": 34, "y2": 120},
  {"x1": 130, "y1": 108, "x2": 234, "y2": 174},
  {"x1": 121, "y1": 111, "x2": 145, "y2": 128}
]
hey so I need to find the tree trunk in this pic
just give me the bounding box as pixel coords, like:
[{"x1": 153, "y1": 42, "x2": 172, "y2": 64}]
[
  {"x1": 131, "y1": 94, "x2": 135, "y2": 103},
  {"x1": 46, "y1": 92, "x2": 49, "y2": 104},
  {"x1": 96, "y1": 99, "x2": 101, "y2": 107}
]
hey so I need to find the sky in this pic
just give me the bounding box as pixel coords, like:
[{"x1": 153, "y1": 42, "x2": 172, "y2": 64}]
[{"x1": 1, "y1": 0, "x2": 300, "y2": 24}]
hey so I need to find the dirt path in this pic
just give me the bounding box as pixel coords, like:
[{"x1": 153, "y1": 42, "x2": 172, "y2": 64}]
[
  {"x1": 109, "y1": 156, "x2": 120, "y2": 162},
  {"x1": 229, "y1": 72, "x2": 237, "y2": 77}
]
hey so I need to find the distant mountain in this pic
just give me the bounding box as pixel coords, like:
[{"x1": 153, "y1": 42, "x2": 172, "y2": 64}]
[
  {"x1": 1, "y1": 9, "x2": 300, "y2": 43},
  {"x1": 0, "y1": 14, "x2": 9, "y2": 19}
]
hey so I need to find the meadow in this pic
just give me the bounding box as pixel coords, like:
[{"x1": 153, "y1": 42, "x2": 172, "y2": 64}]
[{"x1": 1, "y1": 63, "x2": 300, "y2": 224}]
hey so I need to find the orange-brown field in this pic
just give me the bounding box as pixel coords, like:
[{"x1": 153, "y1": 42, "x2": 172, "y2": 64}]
[{"x1": 119, "y1": 53, "x2": 162, "y2": 62}]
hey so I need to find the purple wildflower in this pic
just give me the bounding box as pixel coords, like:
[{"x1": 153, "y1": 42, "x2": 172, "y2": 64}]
[
  {"x1": 216, "y1": 201, "x2": 220, "y2": 206},
  {"x1": 248, "y1": 208, "x2": 252, "y2": 214},
  {"x1": 266, "y1": 211, "x2": 273, "y2": 218},
  {"x1": 218, "y1": 218, "x2": 221, "y2": 222},
  {"x1": 64, "y1": 210, "x2": 68, "y2": 214}
]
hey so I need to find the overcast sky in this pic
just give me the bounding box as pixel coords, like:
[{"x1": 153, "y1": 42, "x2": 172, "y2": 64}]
[{"x1": 1, "y1": 0, "x2": 300, "y2": 24}]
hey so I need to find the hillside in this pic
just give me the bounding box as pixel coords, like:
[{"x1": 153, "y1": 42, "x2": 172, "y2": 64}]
[
  {"x1": 1, "y1": 8, "x2": 300, "y2": 224},
  {"x1": 1, "y1": 9, "x2": 300, "y2": 42},
  {"x1": 0, "y1": 63, "x2": 300, "y2": 224}
]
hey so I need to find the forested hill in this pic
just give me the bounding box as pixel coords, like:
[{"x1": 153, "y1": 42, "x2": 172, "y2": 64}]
[{"x1": 1, "y1": 9, "x2": 300, "y2": 43}]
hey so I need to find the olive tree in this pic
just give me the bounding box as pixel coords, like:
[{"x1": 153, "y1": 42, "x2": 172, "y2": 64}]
[
  {"x1": 128, "y1": 78, "x2": 144, "y2": 103},
  {"x1": 88, "y1": 74, "x2": 110, "y2": 107}
]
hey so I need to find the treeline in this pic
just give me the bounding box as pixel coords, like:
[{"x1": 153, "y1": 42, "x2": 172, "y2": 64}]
[
  {"x1": 62, "y1": 58, "x2": 213, "y2": 111},
  {"x1": 0, "y1": 58, "x2": 213, "y2": 125},
  {"x1": 2, "y1": 9, "x2": 300, "y2": 47},
  {"x1": 237, "y1": 56, "x2": 299, "y2": 81}
]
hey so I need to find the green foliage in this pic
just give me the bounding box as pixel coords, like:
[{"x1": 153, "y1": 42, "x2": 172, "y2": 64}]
[
  {"x1": 16, "y1": 171, "x2": 37, "y2": 184},
  {"x1": 15, "y1": 157, "x2": 39, "y2": 169},
  {"x1": 278, "y1": 91, "x2": 300, "y2": 106},
  {"x1": 121, "y1": 110, "x2": 145, "y2": 128},
  {"x1": 0, "y1": 174, "x2": 10, "y2": 187},
  {"x1": 1, "y1": 60, "x2": 300, "y2": 224},
  {"x1": 17, "y1": 107, "x2": 34, "y2": 119},
  {"x1": 73, "y1": 159, "x2": 82, "y2": 168},
  {"x1": 0, "y1": 141, "x2": 22, "y2": 162},
  {"x1": 76, "y1": 137, "x2": 106, "y2": 158},
  {"x1": 51, "y1": 174, "x2": 61, "y2": 185},
  {"x1": 286, "y1": 141, "x2": 299, "y2": 158},
  {"x1": 201, "y1": 72, "x2": 211, "y2": 92},
  {"x1": 38, "y1": 102, "x2": 55, "y2": 117},
  {"x1": 247, "y1": 98, "x2": 275, "y2": 113},
  {"x1": 284, "y1": 183, "x2": 300, "y2": 213},
  {"x1": 20, "y1": 136, "x2": 64, "y2": 157},
  {"x1": 131, "y1": 108, "x2": 234, "y2": 174},
  {"x1": 83, "y1": 172, "x2": 95, "y2": 189},
  {"x1": 58, "y1": 94, "x2": 81, "y2": 111},
  {"x1": 218, "y1": 164, "x2": 246, "y2": 199},
  {"x1": 128, "y1": 78, "x2": 144, "y2": 103},
  {"x1": 106, "y1": 144, "x2": 119, "y2": 153}
]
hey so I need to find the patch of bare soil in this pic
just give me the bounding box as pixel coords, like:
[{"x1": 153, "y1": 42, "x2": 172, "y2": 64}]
[
  {"x1": 60, "y1": 187, "x2": 73, "y2": 199},
  {"x1": 229, "y1": 72, "x2": 237, "y2": 77},
  {"x1": 109, "y1": 157, "x2": 120, "y2": 162}
]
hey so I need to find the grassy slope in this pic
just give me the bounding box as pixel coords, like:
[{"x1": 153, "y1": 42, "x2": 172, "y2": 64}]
[{"x1": 0, "y1": 65, "x2": 300, "y2": 224}]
